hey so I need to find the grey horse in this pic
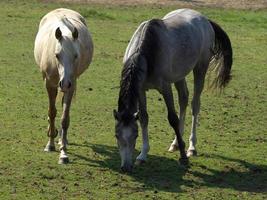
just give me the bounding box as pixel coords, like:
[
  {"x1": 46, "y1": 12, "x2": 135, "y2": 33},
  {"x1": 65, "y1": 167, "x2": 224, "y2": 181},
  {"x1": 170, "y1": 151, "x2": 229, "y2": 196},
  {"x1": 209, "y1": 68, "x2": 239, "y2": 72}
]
[
  {"x1": 34, "y1": 8, "x2": 93, "y2": 164},
  {"x1": 114, "y1": 9, "x2": 232, "y2": 172}
]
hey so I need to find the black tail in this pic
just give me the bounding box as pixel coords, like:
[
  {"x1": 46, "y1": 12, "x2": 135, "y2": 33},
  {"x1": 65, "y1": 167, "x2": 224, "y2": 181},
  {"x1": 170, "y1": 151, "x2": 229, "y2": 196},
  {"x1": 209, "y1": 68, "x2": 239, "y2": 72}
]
[{"x1": 208, "y1": 20, "x2": 233, "y2": 89}]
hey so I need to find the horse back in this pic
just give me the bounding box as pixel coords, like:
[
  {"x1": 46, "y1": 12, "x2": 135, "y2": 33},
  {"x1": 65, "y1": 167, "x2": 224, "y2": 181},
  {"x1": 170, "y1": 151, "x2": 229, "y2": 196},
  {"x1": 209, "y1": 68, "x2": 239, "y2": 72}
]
[
  {"x1": 39, "y1": 8, "x2": 87, "y2": 29},
  {"x1": 162, "y1": 9, "x2": 214, "y2": 55},
  {"x1": 157, "y1": 9, "x2": 215, "y2": 81}
]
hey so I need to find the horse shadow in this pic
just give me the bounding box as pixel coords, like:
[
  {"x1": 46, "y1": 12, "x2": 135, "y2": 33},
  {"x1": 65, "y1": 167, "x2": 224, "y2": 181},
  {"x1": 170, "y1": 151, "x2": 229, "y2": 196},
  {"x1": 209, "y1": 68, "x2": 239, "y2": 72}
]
[
  {"x1": 69, "y1": 142, "x2": 188, "y2": 193},
  {"x1": 69, "y1": 142, "x2": 267, "y2": 193},
  {"x1": 189, "y1": 153, "x2": 267, "y2": 193}
]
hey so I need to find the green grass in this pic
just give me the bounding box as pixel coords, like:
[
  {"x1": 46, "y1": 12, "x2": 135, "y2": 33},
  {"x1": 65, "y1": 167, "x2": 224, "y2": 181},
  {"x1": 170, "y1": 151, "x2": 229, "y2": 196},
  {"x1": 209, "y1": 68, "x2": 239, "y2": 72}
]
[{"x1": 0, "y1": 0, "x2": 266, "y2": 199}]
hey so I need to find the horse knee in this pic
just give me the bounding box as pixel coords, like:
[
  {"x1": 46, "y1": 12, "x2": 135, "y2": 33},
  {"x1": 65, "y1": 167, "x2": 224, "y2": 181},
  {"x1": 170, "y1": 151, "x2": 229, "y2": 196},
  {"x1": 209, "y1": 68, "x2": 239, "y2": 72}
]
[
  {"x1": 61, "y1": 116, "x2": 70, "y2": 130},
  {"x1": 168, "y1": 112, "x2": 179, "y2": 129},
  {"x1": 180, "y1": 95, "x2": 189, "y2": 111},
  {"x1": 181, "y1": 87, "x2": 189, "y2": 102},
  {"x1": 48, "y1": 107, "x2": 57, "y2": 119},
  {"x1": 177, "y1": 81, "x2": 189, "y2": 108},
  {"x1": 183, "y1": 93, "x2": 189, "y2": 104},
  {"x1": 191, "y1": 98, "x2": 200, "y2": 116}
]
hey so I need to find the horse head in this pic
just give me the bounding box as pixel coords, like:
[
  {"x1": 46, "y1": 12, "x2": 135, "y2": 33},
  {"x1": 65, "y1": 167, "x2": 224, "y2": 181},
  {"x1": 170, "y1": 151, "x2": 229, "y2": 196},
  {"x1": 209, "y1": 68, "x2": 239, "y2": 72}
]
[
  {"x1": 54, "y1": 27, "x2": 79, "y2": 92},
  {"x1": 113, "y1": 109, "x2": 139, "y2": 172}
]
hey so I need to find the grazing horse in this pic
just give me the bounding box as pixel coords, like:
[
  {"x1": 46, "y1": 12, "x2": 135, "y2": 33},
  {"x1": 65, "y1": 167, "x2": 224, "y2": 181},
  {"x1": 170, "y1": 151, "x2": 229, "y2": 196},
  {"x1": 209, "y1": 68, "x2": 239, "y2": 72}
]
[
  {"x1": 34, "y1": 8, "x2": 93, "y2": 164},
  {"x1": 114, "y1": 9, "x2": 232, "y2": 172}
]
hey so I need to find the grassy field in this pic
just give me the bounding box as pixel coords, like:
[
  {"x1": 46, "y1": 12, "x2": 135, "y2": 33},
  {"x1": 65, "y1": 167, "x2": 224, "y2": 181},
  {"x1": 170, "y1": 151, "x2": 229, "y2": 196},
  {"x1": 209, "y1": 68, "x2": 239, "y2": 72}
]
[{"x1": 0, "y1": 0, "x2": 266, "y2": 199}]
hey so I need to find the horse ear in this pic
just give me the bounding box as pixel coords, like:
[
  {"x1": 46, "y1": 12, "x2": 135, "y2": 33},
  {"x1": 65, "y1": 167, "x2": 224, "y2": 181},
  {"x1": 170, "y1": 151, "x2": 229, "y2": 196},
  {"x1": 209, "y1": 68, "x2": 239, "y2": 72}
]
[
  {"x1": 72, "y1": 28, "x2": 78, "y2": 40},
  {"x1": 55, "y1": 27, "x2": 62, "y2": 40},
  {"x1": 113, "y1": 109, "x2": 121, "y2": 121},
  {"x1": 133, "y1": 112, "x2": 139, "y2": 121}
]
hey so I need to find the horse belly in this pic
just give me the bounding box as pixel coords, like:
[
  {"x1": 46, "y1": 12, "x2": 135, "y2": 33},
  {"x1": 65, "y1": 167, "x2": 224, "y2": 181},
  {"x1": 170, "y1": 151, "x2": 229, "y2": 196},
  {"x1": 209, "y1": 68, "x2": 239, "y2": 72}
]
[
  {"x1": 159, "y1": 49, "x2": 199, "y2": 83},
  {"x1": 161, "y1": 65, "x2": 194, "y2": 83}
]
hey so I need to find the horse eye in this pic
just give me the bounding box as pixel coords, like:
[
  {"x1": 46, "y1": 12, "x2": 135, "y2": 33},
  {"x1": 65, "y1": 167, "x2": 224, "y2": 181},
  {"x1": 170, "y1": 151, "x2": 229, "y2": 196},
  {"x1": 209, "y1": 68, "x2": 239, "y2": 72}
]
[
  {"x1": 74, "y1": 54, "x2": 78, "y2": 59},
  {"x1": 115, "y1": 135, "x2": 119, "y2": 139},
  {"x1": 55, "y1": 53, "x2": 60, "y2": 59}
]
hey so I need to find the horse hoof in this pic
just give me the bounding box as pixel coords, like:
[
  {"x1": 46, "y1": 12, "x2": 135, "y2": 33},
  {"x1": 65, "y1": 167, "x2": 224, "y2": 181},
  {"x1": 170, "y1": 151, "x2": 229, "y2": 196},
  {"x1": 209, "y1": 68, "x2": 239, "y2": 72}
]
[
  {"x1": 168, "y1": 144, "x2": 178, "y2": 153},
  {"x1": 179, "y1": 157, "x2": 189, "y2": 166},
  {"x1": 187, "y1": 150, "x2": 197, "y2": 157},
  {"x1": 44, "y1": 145, "x2": 56, "y2": 152},
  {"x1": 135, "y1": 159, "x2": 146, "y2": 166},
  {"x1": 58, "y1": 157, "x2": 69, "y2": 164}
]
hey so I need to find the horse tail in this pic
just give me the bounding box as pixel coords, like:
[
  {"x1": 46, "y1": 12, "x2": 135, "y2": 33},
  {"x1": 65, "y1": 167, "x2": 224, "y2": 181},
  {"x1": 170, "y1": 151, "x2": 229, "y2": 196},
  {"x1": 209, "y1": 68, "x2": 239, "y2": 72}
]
[{"x1": 208, "y1": 20, "x2": 233, "y2": 89}]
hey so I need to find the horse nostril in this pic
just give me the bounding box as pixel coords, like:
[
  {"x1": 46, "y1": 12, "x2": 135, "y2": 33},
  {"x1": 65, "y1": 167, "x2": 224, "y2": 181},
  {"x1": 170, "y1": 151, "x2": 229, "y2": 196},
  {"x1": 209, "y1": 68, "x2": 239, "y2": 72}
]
[{"x1": 68, "y1": 81, "x2": 72, "y2": 89}]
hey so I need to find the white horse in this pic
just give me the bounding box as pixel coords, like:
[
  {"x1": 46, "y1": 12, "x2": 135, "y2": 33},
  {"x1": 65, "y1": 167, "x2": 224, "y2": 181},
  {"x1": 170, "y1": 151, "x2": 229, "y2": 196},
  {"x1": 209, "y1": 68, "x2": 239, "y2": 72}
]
[
  {"x1": 34, "y1": 8, "x2": 93, "y2": 164},
  {"x1": 114, "y1": 9, "x2": 232, "y2": 172}
]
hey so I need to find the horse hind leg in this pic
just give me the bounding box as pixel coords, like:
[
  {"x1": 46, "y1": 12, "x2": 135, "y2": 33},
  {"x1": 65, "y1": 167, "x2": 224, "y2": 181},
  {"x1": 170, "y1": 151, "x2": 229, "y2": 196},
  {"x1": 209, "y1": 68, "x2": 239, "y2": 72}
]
[
  {"x1": 187, "y1": 62, "x2": 207, "y2": 157},
  {"x1": 168, "y1": 79, "x2": 189, "y2": 152},
  {"x1": 44, "y1": 84, "x2": 58, "y2": 152}
]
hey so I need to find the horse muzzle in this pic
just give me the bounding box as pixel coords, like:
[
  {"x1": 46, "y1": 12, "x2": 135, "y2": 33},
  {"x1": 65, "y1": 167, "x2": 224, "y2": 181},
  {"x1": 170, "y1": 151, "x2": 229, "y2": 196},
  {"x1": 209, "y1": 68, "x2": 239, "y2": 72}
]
[
  {"x1": 59, "y1": 78, "x2": 72, "y2": 92},
  {"x1": 121, "y1": 163, "x2": 133, "y2": 173}
]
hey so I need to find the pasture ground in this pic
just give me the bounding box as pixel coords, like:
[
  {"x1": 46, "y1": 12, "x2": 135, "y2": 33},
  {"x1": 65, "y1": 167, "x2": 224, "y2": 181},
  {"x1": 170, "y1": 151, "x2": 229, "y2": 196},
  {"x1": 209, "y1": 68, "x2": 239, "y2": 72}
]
[
  {"x1": 44, "y1": 0, "x2": 267, "y2": 10},
  {"x1": 0, "y1": 0, "x2": 266, "y2": 199}
]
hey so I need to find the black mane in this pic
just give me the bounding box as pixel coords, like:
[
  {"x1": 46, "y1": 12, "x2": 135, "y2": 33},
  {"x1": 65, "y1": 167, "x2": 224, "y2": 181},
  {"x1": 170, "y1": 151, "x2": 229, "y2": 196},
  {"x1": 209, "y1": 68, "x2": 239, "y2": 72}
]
[
  {"x1": 118, "y1": 53, "x2": 144, "y2": 114},
  {"x1": 139, "y1": 19, "x2": 163, "y2": 75},
  {"x1": 117, "y1": 19, "x2": 163, "y2": 121}
]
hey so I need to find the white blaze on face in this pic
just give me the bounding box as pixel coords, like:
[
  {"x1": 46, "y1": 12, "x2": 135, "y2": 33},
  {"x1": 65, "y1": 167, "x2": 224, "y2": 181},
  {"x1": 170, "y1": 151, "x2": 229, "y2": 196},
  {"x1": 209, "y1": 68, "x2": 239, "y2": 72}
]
[
  {"x1": 61, "y1": 55, "x2": 73, "y2": 78},
  {"x1": 120, "y1": 126, "x2": 134, "y2": 167},
  {"x1": 122, "y1": 127, "x2": 132, "y2": 142},
  {"x1": 55, "y1": 38, "x2": 79, "y2": 91}
]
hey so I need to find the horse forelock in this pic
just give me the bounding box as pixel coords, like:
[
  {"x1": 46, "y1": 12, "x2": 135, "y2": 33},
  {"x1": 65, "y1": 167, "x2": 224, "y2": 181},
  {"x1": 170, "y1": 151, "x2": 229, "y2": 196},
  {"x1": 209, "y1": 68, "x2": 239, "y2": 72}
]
[
  {"x1": 120, "y1": 109, "x2": 136, "y2": 125},
  {"x1": 41, "y1": 19, "x2": 78, "y2": 56},
  {"x1": 51, "y1": 19, "x2": 81, "y2": 61},
  {"x1": 60, "y1": 37, "x2": 79, "y2": 56}
]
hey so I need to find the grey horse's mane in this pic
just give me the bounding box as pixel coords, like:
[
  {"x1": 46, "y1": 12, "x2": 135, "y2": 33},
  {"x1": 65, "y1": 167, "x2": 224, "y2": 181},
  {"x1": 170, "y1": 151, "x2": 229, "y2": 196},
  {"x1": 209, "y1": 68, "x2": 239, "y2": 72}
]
[
  {"x1": 138, "y1": 19, "x2": 163, "y2": 74},
  {"x1": 117, "y1": 19, "x2": 163, "y2": 121},
  {"x1": 118, "y1": 53, "x2": 141, "y2": 117}
]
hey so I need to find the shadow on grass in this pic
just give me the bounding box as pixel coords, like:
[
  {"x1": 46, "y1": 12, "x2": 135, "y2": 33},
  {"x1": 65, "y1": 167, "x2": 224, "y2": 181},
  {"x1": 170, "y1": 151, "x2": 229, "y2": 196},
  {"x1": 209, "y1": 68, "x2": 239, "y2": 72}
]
[
  {"x1": 191, "y1": 153, "x2": 267, "y2": 193},
  {"x1": 69, "y1": 142, "x2": 267, "y2": 193},
  {"x1": 69, "y1": 142, "x2": 188, "y2": 193}
]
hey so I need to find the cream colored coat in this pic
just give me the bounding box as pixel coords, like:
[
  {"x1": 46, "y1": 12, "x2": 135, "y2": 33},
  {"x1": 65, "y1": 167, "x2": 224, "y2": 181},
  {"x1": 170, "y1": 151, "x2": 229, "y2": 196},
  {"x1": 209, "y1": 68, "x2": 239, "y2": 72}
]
[{"x1": 34, "y1": 8, "x2": 93, "y2": 87}]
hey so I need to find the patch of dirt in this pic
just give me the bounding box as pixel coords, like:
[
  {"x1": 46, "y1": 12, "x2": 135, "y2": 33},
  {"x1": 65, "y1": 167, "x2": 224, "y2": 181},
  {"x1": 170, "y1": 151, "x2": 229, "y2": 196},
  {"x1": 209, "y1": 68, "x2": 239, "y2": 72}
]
[{"x1": 42, "y1": 0, "x2": 267, "y2": 10}]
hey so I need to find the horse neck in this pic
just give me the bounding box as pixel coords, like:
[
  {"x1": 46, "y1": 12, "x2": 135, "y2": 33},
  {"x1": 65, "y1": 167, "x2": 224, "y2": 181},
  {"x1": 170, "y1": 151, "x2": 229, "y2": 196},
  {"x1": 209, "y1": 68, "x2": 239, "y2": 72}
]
[{"x1": 118, "y1": 54, "x2": 147, "y2": 114}]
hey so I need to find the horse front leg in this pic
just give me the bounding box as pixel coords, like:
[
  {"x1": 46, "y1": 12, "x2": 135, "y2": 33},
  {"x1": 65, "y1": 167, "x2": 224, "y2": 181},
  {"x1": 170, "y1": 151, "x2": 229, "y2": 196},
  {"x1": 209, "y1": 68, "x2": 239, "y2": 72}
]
[
  {"x1": 44, "y1": 84, "x2": 58, "y2": 152},
  {"x1": 161, "y1": 83, "x2": 188, "y2": 165},
  {"x1": 135, "y1": 90, "x2": 150, "y2": 165},
  {"x1": 58, "y1": 88, "x2": 74, "y2": 164}
]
